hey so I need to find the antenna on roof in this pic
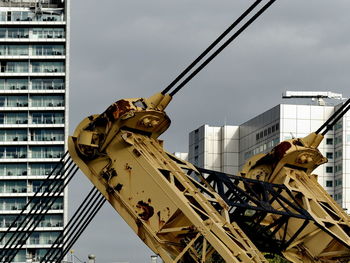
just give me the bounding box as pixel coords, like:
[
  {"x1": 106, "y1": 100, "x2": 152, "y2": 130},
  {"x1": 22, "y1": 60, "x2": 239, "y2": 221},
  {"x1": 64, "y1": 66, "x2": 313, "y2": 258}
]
[{"x1": 282, "y1": 91, "x2": 346, "y2": 106}]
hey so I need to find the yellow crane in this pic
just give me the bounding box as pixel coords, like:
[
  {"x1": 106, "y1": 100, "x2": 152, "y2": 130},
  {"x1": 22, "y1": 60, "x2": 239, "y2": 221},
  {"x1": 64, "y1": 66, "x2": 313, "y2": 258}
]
[{"x1": 2, "y1": 1, "x2": 350, "y2": 262}]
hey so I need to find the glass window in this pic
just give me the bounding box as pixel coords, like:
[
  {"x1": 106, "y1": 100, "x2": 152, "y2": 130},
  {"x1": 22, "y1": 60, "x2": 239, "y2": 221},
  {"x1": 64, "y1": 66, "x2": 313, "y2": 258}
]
[
  {"x1": 0, "y1": 129, "x2": 28, "y2": 142},
  {"x1": 38, "y1": 215, "x2": 63, "y2": 228},
  {"x1": 0, "y1": 197, "x2": 26, "y2": 210},
  {"x1": 39, "y1": 13, "x2": 63, "y2": 22},
  {"x1": 335, "y1": 164, "x2": 343, "y2": 173},
  {"x1": 32, "y1": 78, "x2": 64, "y2": 90},
  {"x1": 335, "y1": 150, "x2": 343, "y2": 159},
  {"x1": 326, "y1": 152, "x2": 333, "y2": 159},
  {"x1": 326, "y1": 138, "x2": 333, "y2": 145},
  {"x1": 31, "y1": 62, "x2": 64, "y2": 73},
  {"x1": 28, "y1": 248, "x2": 60, "y2": 262},
  {"x1": 335, "y1": 136, "x2": 343, "y2": 145},
  {"x1": 335, "y1": 179, "x2": 342, "y2": 187},
  {"x1": 0, "y1": 96, "x2": 28, "y2": 107},
  {"x1": 0, "y1": 112, "x2": 28, "y2": 125},
  {"x1": 33, "y1": 45, "x2": 65, "y2": 56},
  {"x1": 31, "y1": 95, "x2": 64, "y2": 107},
  {"x1": 0, "y1": 12, "x2": 6, "y2": 22},
  {"x1": 11, "y1": 11, "x2": 33, "y2": 22},
  {"x1": 335, "y1": 121, "x2": 343, "y2": 130},
  {"x1": 30, "y1": 146, "x2": 64, "y2": 159},
  {"x1": 0, "y1": 29, "x2": 5, "y2": 38},
  {"x1": 30, "y1": 129, "x2": 64, "y2": 141},
  {"x1": 326, "y1": 180, "x2": 333, "y2": 187},
  {"x1": 7, "y1": 28, "x2": 29, "y2": 38},
  {"x1": 31, "y1": 112, "x2": 64, "y2": 124},
  {"x1": 29, "y1": 231, "x2": 60, "y2": 245},
  {"x1": 0, "y1": 147, "x2": 27, "y2": 159},
  {"x1": 30, "y1": 163, "x2": 62, "y2": 177},
  {"x1": 6, "y1": 45, "x2": 29, "y2": 56},
  {"x1": 4, "y1": 79, "x2": 28, "y2": 90},
  {"x1": 0, "y1": 164, "x2": 27, "y2": 176},
  {"x1": 326, "y1": 166, "x2": 333, "y2": 173},
  {"x1": 31, "y1": 197, "x2": 63, "y2": 210},
  {"x1": 0, "y1": 181, "x2": 26, "y2": 194},
  {"x1": 31, "y1": 179, "x2": 62, "y2": 194},
  {"x1": 0, "y1": 45, "x2": 5, "y2": 55},
  {"x1": 4, "y1": 62, "x2": 29, "y2": 73},
  {"x1": 32, "y1": 28, "x2": 65, "y2": 39}
]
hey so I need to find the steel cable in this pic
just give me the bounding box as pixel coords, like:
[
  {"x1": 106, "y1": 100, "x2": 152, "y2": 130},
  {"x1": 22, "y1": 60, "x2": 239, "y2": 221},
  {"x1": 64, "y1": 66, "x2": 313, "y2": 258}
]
[
  {"x1": 41, "y1": 187, "x2": 101, "y2": 262},
  {"x1": 169, "y1": 0, "x2": 277, "y2": 97},
  {"x1": 0, "y1": 157, "x2": 75, "y2": 259},
  {"x1": 0, "y1": 152, "x2": 70, "y2": 247},
  {"x1": 2, "y1": 164, "x2": 79, "y2": 262},
  {"x1": 161, "y1": 0, "x2": 264, "y2": 95},
  {"x1": 316, "y1": 98, "x2": 350, "y2": 135},
  {"x1": 56, "y1": 196, "x2": 106, "y2": 263}
]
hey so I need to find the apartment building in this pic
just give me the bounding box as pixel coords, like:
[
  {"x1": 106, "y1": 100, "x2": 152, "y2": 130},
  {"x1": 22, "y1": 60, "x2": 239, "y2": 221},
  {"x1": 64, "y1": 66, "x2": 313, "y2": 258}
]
[{"x1": 0, "y1": 0, "x2": 69, "y2": 261}]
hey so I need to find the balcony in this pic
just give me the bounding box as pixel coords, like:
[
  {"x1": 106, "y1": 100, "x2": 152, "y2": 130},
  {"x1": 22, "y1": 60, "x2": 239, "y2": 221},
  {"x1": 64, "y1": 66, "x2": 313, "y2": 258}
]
[{"x1": 0, "y1": 1, "x2": 64, "y2": 8}]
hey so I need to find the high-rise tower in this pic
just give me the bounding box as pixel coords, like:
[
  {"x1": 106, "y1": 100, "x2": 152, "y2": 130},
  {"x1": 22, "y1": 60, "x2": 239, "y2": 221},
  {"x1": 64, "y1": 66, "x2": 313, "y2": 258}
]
[{"x1": 0, "y1": 0, "x2": 69, "y2": 261}]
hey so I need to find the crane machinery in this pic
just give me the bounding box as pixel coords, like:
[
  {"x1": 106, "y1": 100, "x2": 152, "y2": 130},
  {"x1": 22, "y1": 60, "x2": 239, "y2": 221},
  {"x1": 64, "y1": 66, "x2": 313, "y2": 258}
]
[{"x1": 1, "y1": 0, "x2": 350, "y2": 262}]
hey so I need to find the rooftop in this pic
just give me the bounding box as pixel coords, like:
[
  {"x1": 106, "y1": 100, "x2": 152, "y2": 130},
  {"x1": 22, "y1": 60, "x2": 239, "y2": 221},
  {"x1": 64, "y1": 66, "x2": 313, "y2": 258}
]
[{"x1": 0, "y1": 0, "x2": 64, "y2": 8}]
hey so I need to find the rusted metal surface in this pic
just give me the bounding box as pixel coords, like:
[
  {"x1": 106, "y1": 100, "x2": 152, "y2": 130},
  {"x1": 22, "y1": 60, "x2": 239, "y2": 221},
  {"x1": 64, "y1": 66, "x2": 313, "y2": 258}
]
[{"x1": 137, "y1": 201, "x2": 155, "y2": 221}]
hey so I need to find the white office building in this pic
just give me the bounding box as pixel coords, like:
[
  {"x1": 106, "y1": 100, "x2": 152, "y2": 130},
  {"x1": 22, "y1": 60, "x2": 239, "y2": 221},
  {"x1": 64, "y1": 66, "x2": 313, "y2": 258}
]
[
  {"x1": 0, "y1": 0, "x2": 69, "y2": 261},
  {"x1": 189, "y1": 93, "x2": 350, "y2": 210}
]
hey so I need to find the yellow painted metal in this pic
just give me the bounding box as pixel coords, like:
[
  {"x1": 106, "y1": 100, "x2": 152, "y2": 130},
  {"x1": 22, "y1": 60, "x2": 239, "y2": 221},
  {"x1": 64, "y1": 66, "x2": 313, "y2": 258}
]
[
  {"x1": 69, "y1": 93, "x2": 267, "y2": 263},
  {"x1": 69, "y1": 91, "x2": 350, "y2": 262},
  {"x1": 240, "y1": 132, "x2": 350, "y2": 263}
]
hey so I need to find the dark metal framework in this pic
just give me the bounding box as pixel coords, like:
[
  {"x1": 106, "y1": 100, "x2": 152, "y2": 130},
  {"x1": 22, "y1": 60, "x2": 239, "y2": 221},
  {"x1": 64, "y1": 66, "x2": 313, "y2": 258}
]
[{"x1": 191, "y1": 167, "x2": 313, "y2": 254}]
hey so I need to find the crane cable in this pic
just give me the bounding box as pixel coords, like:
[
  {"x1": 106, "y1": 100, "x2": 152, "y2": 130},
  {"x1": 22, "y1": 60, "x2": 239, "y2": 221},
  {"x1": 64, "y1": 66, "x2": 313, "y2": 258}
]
[
  {"x1": 0, "y1": 155, "x2": 79, "y2": 262},
  {"x1": 161, "y1": 0, "x2": 264, "y2": 95},
  {"x1": 0, "y1": 152, "x2": 71, "y2": 258},
  {"x1": 0, "y1": 151, "x2": 69, "y2": 247},
  {"x1": 41, "y1": 187, "x2": 105, "y2": 262},
  {"x1": 316, "y1": 98, "x2": 350, "y2": 135},
  {"x1": 57, "y1": 197, "x2": 106, "y2": 263},
  {"x1": 168, "y1": 0, "x2": 277, "y2": 97},
  {"x1": 2, "y1": 163, "x2": 79, "y2": 263}
]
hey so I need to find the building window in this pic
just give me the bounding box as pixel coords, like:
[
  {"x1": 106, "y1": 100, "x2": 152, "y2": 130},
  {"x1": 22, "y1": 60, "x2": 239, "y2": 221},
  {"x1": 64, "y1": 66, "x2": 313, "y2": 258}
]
[
  {"x1": 326, "y1": 166, "x2": 333, "y2": 173},
  {"x1": 335, "y1": 150, "x2": 343, "y2": 159},
  {"x1": 334, "y1": 121, "x2": 343, "y2": 130},
  {"x1": 326, "y1": 152, "x2": 333, "y2": 159},
  {"x1": 326, "y1": 138, "x2": 333, "y2": 145},
  {"x1": 335, "y1": 136, "x2": 343, "y2": 145},
  {"x1": 326, "y1": 180, "x2": 333, "y2": 187},
  {"x1": 335, "y1": 179, "x2": 342, "y2": 187},
  {"x1": 335, "y1": 164, "x2": 342, "y2": 173}
]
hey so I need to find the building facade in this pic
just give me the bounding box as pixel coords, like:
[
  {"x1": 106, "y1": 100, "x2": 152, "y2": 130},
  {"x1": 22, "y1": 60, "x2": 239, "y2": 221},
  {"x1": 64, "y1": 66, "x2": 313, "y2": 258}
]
[
  {"x1": 0, "y1": 0, "x2": 69, "y2": 261},
  {"x1": 189, "y1": 102, "x2": 350, "y2": 210}
]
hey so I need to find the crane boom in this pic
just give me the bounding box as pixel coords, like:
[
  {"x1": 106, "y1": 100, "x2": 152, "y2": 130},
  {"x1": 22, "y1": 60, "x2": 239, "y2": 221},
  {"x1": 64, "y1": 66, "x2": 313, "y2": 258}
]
[
  {"x1": 68, "y1": 93, "x2": 268, "y2": 262},
  {"x1": 240, "y1": 132, "x2": 350, "y2": 262}
]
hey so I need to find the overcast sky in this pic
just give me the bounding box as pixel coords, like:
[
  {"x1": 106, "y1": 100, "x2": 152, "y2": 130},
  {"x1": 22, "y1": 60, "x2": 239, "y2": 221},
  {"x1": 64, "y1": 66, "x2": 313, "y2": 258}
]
[{"x1": 67, "y1": 0, "x2": 350, "y2": 262}]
